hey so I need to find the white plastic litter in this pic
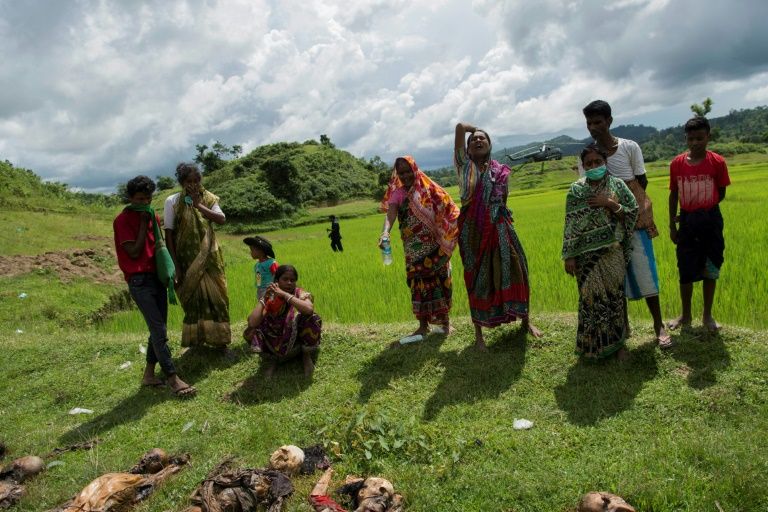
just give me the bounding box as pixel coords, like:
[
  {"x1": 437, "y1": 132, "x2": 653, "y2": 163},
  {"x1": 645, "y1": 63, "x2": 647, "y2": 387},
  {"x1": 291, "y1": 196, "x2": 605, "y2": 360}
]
[
  {"x1": 119, "y1": 361, "x2": 132, "y2": 370},
  {"x1": 398, "y1": 334, "x2": 424, "y2": 345},
  {"x1": 513, "y1": 419, "x2": 534, "y2": 430},
  {"x1": 139, "y1": 345, "x2": 147, "y2": 355},
  {"x1": 46, "y1": 461, "x2": 65, "y2": 469},
  {"x1": 18, "y1": 293, "x2": 28, "y2": 299},
  {"x1": 182, "y1": 421, "x2": 195, "y2": 433},
  {"x1": 68, "y1": 408, "x2": 94, "y2": 415},
  {"x1": 15, "y1": 329, "x2": 23, "y2": 334}
]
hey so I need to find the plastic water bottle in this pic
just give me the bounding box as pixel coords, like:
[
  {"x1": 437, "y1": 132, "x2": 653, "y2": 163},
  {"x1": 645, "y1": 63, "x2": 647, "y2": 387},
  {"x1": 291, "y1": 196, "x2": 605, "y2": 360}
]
[{"x1": 380, "y1": 236, "x2": 393, "y2": 265}]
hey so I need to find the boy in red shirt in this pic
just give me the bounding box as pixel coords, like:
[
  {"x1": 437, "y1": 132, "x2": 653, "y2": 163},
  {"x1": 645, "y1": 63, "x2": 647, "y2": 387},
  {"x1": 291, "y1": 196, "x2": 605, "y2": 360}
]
[
  {"x1": 114, "y1": 175, "x2": 195, "y2": 397},
  {"x1": 668, "y1": 117, "x2": 731, "y2": 333}
]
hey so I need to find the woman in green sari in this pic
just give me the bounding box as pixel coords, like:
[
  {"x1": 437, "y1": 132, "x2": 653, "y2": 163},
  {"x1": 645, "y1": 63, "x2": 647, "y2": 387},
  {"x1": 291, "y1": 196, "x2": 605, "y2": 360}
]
[
  {"x1": 562, "y1": 144, "x2": 638, "y2": 359},
  {"x1": 164, "y1": 163, "x2": 231, "y2": 348}
]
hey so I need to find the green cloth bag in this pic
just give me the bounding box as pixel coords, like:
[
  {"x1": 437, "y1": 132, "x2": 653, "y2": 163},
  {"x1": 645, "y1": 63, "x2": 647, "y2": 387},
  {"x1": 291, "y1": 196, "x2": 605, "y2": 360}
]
[{"x1": 123, "y1": 204, "x2": 177, "y2": 305}]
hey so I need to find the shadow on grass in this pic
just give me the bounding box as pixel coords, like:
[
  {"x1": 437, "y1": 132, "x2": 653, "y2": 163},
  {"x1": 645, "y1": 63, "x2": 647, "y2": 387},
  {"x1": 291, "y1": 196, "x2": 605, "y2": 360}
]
[
  {"x1": 226, "y1": 355, "x2": 313, "y2": 405},
  {"x1": 669, "y1": 327, "x2": 731, "y2": 389},
  {"x1": 58, "y1": 345, "x2": 242, "y2": 444},
  {"x1": 422, "y1": 326, "x2": 528, "y2": 421},
  {"x1": 554, "y1": 342, "x2": 659, "y2": 426},
  {"x1": 356, "y1": 332, "x2": 447, "y2": 404}
]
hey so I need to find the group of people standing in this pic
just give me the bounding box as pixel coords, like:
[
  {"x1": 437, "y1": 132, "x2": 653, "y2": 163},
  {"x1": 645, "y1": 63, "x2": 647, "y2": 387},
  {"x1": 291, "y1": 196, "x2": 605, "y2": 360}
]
[
  {"x1": 114, "y1": 98, "x2": 730, "y2": 397},
  {"x1": 380, "y1": 100, "x2": 730, "y2": 361}
]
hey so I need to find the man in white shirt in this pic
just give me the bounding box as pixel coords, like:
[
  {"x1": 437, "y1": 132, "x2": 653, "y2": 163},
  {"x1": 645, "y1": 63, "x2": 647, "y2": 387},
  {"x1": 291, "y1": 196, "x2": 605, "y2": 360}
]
[{"x1": 582, "y1": 100, "x2": 671, "y2": 349}]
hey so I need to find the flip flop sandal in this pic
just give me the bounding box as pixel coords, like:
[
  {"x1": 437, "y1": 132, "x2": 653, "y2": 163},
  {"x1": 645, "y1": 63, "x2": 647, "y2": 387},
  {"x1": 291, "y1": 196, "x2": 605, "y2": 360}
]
[
  {"x1": 173, "y1": 385, "x2": 197, "y2": 398},
  {"x1": 657, "y1": 334, "x2": 673, "y2": 349}
]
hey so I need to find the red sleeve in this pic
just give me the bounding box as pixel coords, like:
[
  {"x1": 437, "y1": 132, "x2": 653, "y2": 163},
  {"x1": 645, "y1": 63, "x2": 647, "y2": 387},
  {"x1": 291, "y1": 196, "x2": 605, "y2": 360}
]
[
  {"x1": 713, "y1": 153, "x2": 731, "y2": 187},
  {"x1": 113, "y1": 212, "x2": 136, "y2": 246},
  {"x1": 669, "y1": 156, "x2": 680, "y2": 191},
  {"x1": 270, "y1": 261, "x2": 278, "y2": 274}
]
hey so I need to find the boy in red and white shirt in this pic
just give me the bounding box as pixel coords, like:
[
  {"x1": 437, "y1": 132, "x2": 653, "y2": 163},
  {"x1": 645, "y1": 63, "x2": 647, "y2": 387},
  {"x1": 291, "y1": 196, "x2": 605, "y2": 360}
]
[{"x1": 668, "y1": 116, "x2": 730, "y2": 333}]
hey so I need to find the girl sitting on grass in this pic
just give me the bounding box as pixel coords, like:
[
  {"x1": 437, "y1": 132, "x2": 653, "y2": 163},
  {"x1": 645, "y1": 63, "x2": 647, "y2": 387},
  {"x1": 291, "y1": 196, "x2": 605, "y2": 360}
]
[{"x1": 244, "y1": 265, "x2": 322, "y2": 378}]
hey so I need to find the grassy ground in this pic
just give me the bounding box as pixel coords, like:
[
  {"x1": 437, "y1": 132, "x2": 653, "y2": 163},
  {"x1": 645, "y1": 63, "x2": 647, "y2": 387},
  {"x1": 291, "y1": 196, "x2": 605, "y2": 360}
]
[
  {"x1": 1, "y1": 314, "x2": 766, "y2": 511},
  {"x1": 0, "y1": 153, "x2": 766, "y2": 511}
]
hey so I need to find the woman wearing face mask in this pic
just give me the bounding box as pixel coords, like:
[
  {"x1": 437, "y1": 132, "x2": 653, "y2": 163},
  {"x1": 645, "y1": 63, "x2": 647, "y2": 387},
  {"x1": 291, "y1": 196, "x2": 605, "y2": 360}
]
[
  {"x1": 562, "y1": 144, "x2": 638, "y2": 359},
  {"x1": 379, "y1": 156, "x2": 459, "y2": 341},
  {"x1": 454, "y1": 123, "x2": 542, "y2": 350},
  {"x1": 164, "y1": 162, "x2": 231, "y2": 349}
]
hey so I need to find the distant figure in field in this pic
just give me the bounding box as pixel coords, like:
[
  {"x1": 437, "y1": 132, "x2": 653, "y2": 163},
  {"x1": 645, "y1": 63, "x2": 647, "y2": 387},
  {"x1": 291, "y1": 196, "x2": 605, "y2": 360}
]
[
  {"x1": 113, "y1": 175, "x2": 195, "y2": 397},
  {"x1": 244, "y1": 265, "x2": 322, "y2": 378},
  {"x1": 454, "y1": 122, "x2": 542, "y2": 350},
  {"x1": 243, "y1": 235, "x2": 278, "y2": 302},
  {"x1": 563, "y1": 144, "x2": 638, "y2": 359},
  {"x1": 164, "y1": 163, "x2": 231, "y2": 350},
  {"x1": 379, "y1": 155, "x2": 459, "y2": 340},
  {"x1": 668, "y1": 116, "x2": 731, "y2": 333},
  {"x1": 582, "y1": 100, "x2": 671, "y2": 349},
  {"x1": 327, "y1": 215, "x2": 343, "y2": 252}
]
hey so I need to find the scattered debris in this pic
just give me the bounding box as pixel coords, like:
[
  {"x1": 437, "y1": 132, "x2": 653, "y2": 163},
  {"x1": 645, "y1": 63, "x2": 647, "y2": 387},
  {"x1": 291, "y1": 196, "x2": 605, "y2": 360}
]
[
  {"x1": 182, "y1": 458, "x2": 293, "y2": 512},
  {"x1": 51, "y1": 449, "x2": 189, "y2": 512},
  {"x1": 119, "y1": 361, "x2": 132, "y2": 370},
  {"x1": 138, "y1": 345, "x2": 147, "y2": 355},
  {"x1": 68, "y1": 408, "x2": 94, "y2": 415},
  {"x1": 14, "y1": 329, "x2": 22, "y2": 334},
  {"x1": 269, "y1": 445, "x2": 304, "y2": 476},
  {"x1": 47, "y1": 439, "x2": 101, "y2": 458},
  {"x1": 0, "y1": 247, "x2": 121, "y2": 284},
  {"x1": 513, "y1": 419, "x2": 534, "y2": 430},
  {"x1": 577, "y1": 491, "x2": 636, "y2": 512},
  {"x1": 300, "y1": 445, "x2": 330, "y2": 474},
  {"x1": 181, "y1": 421, "x2": 195, "y2": 433},
  {"x1": 46, "y1": 461, "x2": 65, "y2": 469},
  {"x1": 17, "y1": 293, "x2": 27, "y2": 299}
]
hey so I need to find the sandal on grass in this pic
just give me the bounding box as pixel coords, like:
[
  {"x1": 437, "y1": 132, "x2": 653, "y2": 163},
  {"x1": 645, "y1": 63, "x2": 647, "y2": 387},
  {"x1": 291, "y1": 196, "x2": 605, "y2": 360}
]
[
  {"x1": 657, "y1": 334, "x2": 673, "y2": 349},
  {"x1": 172, "y1": 385, "x2": 197, "y2": 398}
]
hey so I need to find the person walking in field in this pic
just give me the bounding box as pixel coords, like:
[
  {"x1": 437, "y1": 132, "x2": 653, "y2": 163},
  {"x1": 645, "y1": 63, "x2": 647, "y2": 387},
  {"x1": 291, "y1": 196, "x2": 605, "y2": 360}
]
[
  {"x1": 164, "y1": 163, "x2": 231, "y2": 350},
  {"x1": 563, "y1": 144, "x2": 638, "y2": 359},
  {"x1": 113, "y1": 175, "x2": 196, "y2": 397},
  {"x1": 244, "y1": 264, "x2": 322, "y2": 378},
  {"x1": 581, "y1": 100, "x2": 672, "y2": 349},
  {"x1": 454, "y1": 122, "x2": 542, "y2": 350},
  {"x1": 379, "y1": 155, "x2": 460, "y2": 341},
  {"x1": 327, "y1": 215, "x2": 343, "y2": 252},
  {"x1": 668, "y1": 116, "x2": 731, "y2": 333}
]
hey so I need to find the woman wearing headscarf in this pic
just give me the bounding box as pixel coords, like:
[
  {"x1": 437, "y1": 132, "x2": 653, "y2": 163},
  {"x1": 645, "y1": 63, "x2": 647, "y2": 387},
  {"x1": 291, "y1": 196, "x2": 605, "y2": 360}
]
[
  {"x1": 563, "y1": 144, "x2": 638, "y2": 358},
  {"x1": 379, "y1": 155, "x2": 460, "y2": 339},
  {"x1": 164, "y1": 162, "x2": 231, "y2": 349},
  {"x1": 454, "y1": 123, "x2": 542, "y2": 350}
]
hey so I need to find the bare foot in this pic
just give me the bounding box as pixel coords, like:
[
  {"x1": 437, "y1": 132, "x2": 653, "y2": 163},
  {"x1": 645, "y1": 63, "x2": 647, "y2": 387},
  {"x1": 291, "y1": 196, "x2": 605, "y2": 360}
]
[
  {"x1": 264, "y1": 362, "x2": 277, "y2": 380},
  {"x1": 667, "y1": 316, "x2": 691, "y2": 331},
  {"x1": 703, "y1": 317, "x2": 721, "y2": 333},
  {"x1": 522, "y1": 319, "x2": 543, "y2": 338},
  {"x1": 302, "y1": 352, "x2": 315, "y2": 377},
  {"x1": 473, "y1": 325, "x2": 487, "y2": 351}
]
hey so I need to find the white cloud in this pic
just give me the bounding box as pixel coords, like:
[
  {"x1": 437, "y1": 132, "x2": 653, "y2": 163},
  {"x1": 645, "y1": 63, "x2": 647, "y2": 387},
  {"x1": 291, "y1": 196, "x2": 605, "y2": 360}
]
[{"x1": 0, "y1": 0, "x2": 766, "y2": 189}]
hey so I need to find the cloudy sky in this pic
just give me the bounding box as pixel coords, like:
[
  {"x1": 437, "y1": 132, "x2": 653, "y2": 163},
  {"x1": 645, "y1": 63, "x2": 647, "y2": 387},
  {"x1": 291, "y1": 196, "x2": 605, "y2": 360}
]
[{"x1": 1, "y1": 0, "x2": 767, "y2": 191}]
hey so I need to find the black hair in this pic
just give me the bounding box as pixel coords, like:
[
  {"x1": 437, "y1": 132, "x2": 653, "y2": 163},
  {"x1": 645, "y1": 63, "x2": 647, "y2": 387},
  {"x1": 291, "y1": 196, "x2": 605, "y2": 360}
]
[
  {"x1": 582, "y1": 100, "x2": 612, "y2": 119},
  {"x1": 175, "y1": 162, "x2": 201, "y2": 184},
  {"x1": 467, "y1": 129, "x2": 493, "y2": 159},
  {"x1": 125, "y1": 175, "x2": 156, "y2": 197},
  {"x1": 274, "y1": 264, "x2": 298, "y2": 282},
  {"x1": 684, "y1": 116, "x2": 710, "y2": 134},
  {"x1": 579, "y1": 143, "x2": 608, "y2": 163}
]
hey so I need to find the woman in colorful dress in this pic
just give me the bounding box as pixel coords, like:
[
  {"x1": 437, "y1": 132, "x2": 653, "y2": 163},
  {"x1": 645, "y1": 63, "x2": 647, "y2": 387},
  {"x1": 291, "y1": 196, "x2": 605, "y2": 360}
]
[
  {"x1": 454, "y1": 123, "x2": 542, "y2": 350},
  {"x1": 562, "y1": 144, "x2": 638, "y2": 358},
  {"x1": 245, "y1": 264, "x2": 322, "y2": 378},
  {"x1": 164, "y1": 163, "x2": 231, "y2": 349},
  {"x1": 380, "y1": 155, "x2": 460, "y2": 340}
]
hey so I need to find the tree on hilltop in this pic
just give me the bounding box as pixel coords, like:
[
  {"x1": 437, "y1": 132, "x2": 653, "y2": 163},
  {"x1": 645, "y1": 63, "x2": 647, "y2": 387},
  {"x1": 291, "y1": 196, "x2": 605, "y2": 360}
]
[{"x1": 690, "y1": 97, "x2": 713, "y2": 117}]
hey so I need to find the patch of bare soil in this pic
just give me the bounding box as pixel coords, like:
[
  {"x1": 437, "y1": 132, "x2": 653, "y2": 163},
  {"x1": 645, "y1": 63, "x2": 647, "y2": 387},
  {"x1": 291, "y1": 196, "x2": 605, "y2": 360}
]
[{"x1": 0, "y1": 246, "x2": 122, "y2": 285}]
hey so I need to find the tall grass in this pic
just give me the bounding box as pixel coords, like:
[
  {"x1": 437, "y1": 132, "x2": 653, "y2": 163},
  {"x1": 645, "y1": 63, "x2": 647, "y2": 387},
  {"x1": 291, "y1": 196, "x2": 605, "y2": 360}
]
[{"x1": 99, "y1": 158, "x2": 767, "y2": 333}]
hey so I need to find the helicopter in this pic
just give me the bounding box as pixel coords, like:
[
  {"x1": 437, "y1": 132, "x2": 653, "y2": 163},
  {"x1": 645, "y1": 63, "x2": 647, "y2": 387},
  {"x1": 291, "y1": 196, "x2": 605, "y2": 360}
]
[{"x1": 505, "y1": 142, "x2": 584, "y2": 173}]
